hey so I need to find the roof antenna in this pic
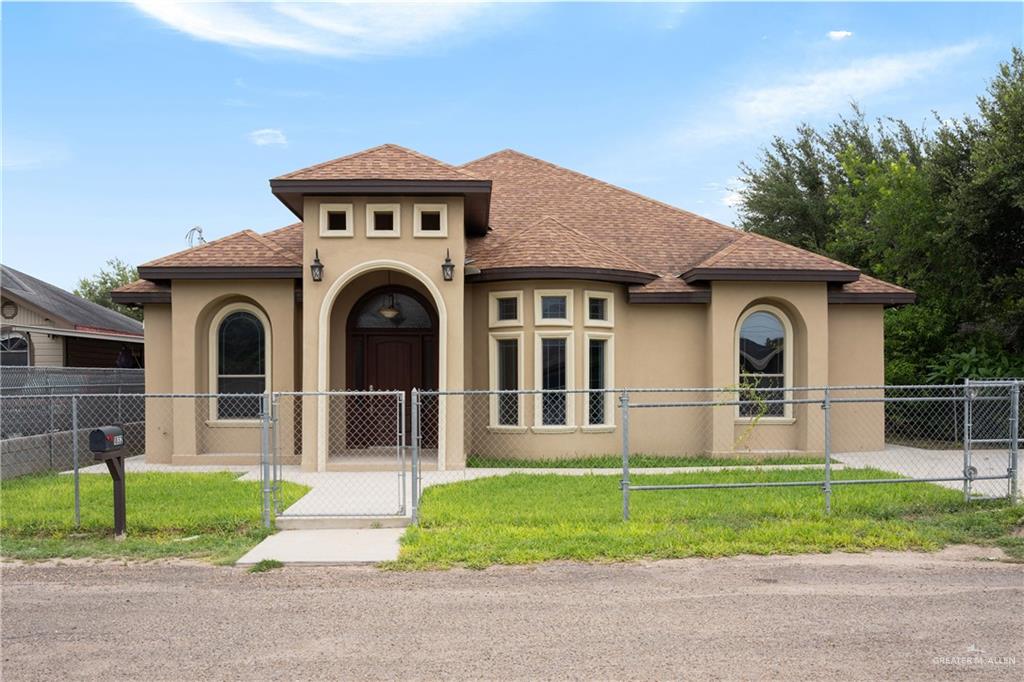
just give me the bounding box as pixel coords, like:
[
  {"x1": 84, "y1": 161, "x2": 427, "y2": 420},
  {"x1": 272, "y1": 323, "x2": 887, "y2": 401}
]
[{"x1": 185, "y1": 225, "x2": 207, "y2": 248}]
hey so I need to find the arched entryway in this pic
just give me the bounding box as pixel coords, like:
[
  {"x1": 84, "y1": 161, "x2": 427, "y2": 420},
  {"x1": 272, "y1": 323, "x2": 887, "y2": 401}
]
[{"x1": 346, "y1": 285, "x2": 438, "y2": 446}]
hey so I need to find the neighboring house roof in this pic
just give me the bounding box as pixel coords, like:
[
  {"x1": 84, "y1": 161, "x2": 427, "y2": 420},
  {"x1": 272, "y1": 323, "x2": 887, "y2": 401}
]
[
  {"x1": 1, "y1": 264, "x2": 144, "y2": 337},
  {"x1": 115, "y1": 145, "x2": 914, "y2": 305}
]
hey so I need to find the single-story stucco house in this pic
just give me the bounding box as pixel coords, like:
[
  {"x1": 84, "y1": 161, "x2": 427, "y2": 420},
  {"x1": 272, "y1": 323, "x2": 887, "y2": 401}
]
[{"x1": 112, "y1": 144, "x2": 914, "y2": 471}]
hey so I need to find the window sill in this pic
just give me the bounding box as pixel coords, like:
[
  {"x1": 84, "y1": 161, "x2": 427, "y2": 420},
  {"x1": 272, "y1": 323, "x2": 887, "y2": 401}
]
[
  {"x1": 205, "y1": 419, "x2": 262, "y2": 428},
  {"x1": 366, "y1": 232, "x2": 401, "y2": 239},
  {"x1": 489, "y1": 320, "x2": 523, "y2": 329},
  {"x1": 318, "y1": 231, "x2": 354, "y2": 238},
  {"x1": 734, "y1": 417, "x2": 796, "y2": 425},
  {"x1": 487, "y1": 425, "x2": 528, "y2": 434},
  {"x1": 531, "y1": 425, "x2": 577, "y2": 434},
  {"x1": 581, "y1": 424, "x2": 616, "y2": 433},
  {"x1": 413, "y1": 231, "x2": 448, "y2": 238},
  {"x1": 534, "y1": 320, "x2": 572, "y2": 327},
  {"x1": 584, "y1": 320, "x2": 614, "y2": 329}
]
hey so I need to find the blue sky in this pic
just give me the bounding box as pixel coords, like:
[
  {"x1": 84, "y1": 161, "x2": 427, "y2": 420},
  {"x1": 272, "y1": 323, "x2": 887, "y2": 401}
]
[{"x1": 3, "y1": 2, "x2": 1021, "y2": 290}]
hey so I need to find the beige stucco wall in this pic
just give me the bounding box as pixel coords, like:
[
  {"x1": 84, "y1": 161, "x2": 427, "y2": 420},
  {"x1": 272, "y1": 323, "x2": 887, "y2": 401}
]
[
  {"x1": 828, "y1": 304, "x2": 886, "y2": 452},
  {"x1": 141, "y1": 280, "x2": 298, "y2": 464},
  {"x1": 299, "y1": 196, "x2": 466, "y2": 471}
]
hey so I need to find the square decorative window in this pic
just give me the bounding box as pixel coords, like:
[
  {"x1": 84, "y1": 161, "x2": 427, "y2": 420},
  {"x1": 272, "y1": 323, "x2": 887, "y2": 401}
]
[
  {"x1": 413, "y1": 204, "x2": 448, "y2": 237},
  {"x1": 318, "y1": 203, "x2": 354, "y2": 237},
  {"x1": 366, "y1": 203, "x2": 401, "y2": 238},
  {"x1": 498, "y1": 298, "x2": 518, "y2": 321},
  {"x1": 534, "y1": 289, "x2": 573, "y2": 326},
  {"x1": 584, "y1": 291, "x2": 614, "y2": 327},
  {"x1": 489, "y1": 332, "x2": 523, "y2": 428},
  {"x1": 584, "y1": 332, "x2": 614, "y2": 428},
  {"x1": 489, "y1": 291, "x2": 523, "y2": 328},
  {"x1": 533, "y1": 330, "x2": 574, "y2": 429}
]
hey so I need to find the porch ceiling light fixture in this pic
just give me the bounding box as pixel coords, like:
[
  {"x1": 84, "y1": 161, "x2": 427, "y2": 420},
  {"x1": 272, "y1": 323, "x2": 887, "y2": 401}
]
[
  {"x1": 378, "y1": 294, "x2": 400, "y2": 320},
  {"x1": 310, "y1": 249, "x2": 325, "y2": 282},
  {"x1": 441, "y1": 248, "x2": 455, "y2": 282}
]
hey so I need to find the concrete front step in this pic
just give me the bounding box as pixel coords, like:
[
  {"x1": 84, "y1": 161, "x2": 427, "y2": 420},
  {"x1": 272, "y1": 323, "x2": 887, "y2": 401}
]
[{"x1": 275, "y1": 515, "x2": 411, "y2": 530}]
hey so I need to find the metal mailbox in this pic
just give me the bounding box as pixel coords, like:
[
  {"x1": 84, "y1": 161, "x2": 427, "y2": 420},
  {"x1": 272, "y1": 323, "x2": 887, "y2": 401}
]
[
  {"x1": 89, "y1": 425, "x2": 125, "y2": 457},
  {"x1": 88, "y1": 425, "x2": 127, "y2": 537}
]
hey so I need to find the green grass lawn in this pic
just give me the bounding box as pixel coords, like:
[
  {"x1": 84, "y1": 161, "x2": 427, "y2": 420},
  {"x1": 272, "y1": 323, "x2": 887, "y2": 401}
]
[
  {"x1": 0, "y1": 472, "x2": 309, "y2": 564},
  {"x1": 395, "y1": 468, "x2": 1024, "y2": 569},
  {"x1": 467, "y1": 454, "x2": 827, "y2": 468}
]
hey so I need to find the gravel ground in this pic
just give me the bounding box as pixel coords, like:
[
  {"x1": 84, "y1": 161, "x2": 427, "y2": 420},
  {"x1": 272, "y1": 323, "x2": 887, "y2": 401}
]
[{"x1": 2, "y1": 546, "x2": 1022, "y2": 681}]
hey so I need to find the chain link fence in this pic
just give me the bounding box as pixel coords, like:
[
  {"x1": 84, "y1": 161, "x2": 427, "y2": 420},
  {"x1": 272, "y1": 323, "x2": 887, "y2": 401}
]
[{"x1": 2, "y1": 381, "x2": 1018, "y2": 530}]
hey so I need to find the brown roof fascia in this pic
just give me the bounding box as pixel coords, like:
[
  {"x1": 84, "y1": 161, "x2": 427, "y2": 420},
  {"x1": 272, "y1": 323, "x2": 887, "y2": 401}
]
[
  {"x1": 681, "y1": 267, "x2": 860, "y2": 284},
  {"x1": 627, "y1": 290, "x2": 711, "y2": 304},
  {"x1": 467, "y1": 267, "x2": 657, "y2": 286},
  {"x1": 827, "y1": 291, "x2": 917, "y2": 306},
  {"x1": 136, "y1": 266, "x2": 303, "y2": 280},
  {"x1": 110, "y1": 289, "x2": 171, "y2": 305},
  {"x1": 270, "y1": 178, "x2": 492, "y2": 236}
]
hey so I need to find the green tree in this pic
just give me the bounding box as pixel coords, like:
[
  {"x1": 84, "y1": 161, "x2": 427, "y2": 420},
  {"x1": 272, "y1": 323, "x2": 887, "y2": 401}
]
[
  {"x1": 734, "y1": 49, "x2": 1024, "y2": 383},
  {"x1": 74, "y1": 258, "x2": 142, "y2": 322}
]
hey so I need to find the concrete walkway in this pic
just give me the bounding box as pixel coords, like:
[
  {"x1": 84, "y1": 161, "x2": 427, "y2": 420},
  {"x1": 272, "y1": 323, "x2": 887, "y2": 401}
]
[{"x1": 236, "y1": 529, "x2": 403, "y2": 566}]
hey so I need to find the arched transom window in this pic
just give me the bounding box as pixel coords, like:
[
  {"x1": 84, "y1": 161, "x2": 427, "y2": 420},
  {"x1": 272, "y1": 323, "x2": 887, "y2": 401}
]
[
  {"x1": 0, "y1": 332, "x2": 30, "y2": 366},
  {"x1": 737, "y1": 305, "x2": 791, "y2": 418},
  {"x1": 212, "y1": 306, "x2": 268, "y2": 419}
]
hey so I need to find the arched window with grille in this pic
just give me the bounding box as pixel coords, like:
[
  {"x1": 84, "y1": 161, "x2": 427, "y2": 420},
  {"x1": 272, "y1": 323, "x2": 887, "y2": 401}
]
[
  {"x1": 0, "y1": 332, "x2": 30, "y2": 366},
  {"x1": 736, "y1": 305, "x2": 792, "y2": 418},
  {"x1": 209, "y1": 305, "x2": 269, "y2": 420}
]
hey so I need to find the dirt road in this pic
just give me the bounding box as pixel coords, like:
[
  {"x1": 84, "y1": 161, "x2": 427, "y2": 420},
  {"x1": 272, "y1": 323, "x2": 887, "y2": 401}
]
[{"x1": 2, "y1": 547, "x2": 1021, "y2": 680}]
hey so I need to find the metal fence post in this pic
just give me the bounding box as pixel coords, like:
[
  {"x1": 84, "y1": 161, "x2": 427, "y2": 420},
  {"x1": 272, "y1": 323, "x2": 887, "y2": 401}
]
[
  {"x1": 398, "y1": 392, "x2": 406, "y2": 515},
  {"x1": 822, "y1": 386, "x2": 832, "y2": 515},
  {"x1": 72, "y1": 395, "x2": 80, "y2": 527},
  {"x1": 620, "y1": 389, "x2": 630, "y2": 521},
  {"x1": 963, "y1": 378, "x2": 973, "y2": 502},
  {"x1": 411, "y1": 389, "x2": 420, "y2": 524},
  {"x1": 1009, "y1": 380, "x2": 1020, "y2": 503},
  {"x1": 260, "y1": 393, "x2": 271, "y2": 529}
]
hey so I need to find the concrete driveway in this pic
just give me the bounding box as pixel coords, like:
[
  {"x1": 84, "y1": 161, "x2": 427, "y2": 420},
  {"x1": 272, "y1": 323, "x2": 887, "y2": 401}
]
[{"x1": 2, "y1": 547, "x2": 1021, "y2": 681}]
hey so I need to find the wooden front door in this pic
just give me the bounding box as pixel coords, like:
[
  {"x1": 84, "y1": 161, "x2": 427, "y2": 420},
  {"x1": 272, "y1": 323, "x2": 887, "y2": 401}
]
[{"x1": 345, "y1": 286, "x2": 438, "y2": 448}]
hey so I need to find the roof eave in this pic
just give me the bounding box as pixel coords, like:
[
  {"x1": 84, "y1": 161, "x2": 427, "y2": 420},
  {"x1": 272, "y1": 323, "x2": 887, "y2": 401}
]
[
  {"x1": 681, "y1": 267, "x2": 861, "y2": 284},
  {"x1": 827, "y1": 291, "x2": 917, "y2": 306},
  {"x1": 269, "y1": 178, "x2": 492, "y2": 236},
  {"x1": 136, "y1": 266, "x2": 302, "y2": 280},
  {"x1": 467, "y1": 267, "x2": 657, "y2": 286},
  {"x1": 627, "y1": 290, "x2": 711, "y2": 304}
]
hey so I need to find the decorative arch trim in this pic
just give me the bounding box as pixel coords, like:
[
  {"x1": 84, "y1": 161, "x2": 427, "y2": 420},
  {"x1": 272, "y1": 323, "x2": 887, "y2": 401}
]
[{"x1": 316, "y1": 260, "x2": 448, "y2": 470}]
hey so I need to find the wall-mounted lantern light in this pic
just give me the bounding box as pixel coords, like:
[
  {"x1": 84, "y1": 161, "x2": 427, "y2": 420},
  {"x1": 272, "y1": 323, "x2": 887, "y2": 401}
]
[
  {"x1": 310, "y1": 249, "x2": 324, "y2": 282},
  {"x1": 441, "y1": 248, "x2": 455, "y2": 282}
]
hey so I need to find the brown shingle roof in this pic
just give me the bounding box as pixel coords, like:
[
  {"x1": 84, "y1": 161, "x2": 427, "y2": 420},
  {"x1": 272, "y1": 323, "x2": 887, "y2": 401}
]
[
  {"x1": 275, "y1": 143, "x2": 483, "y2": 182},
  {"x1": 470, "y1": 216, "x2": 655, "y2": 283},
  {"x1": 139, "y1": 229, "x2": 301, "y2": 271},
  {"x1": 111, "y1": 279, "x2": 170, "y2": 305},
  {"x1": 125, "y1": 145, "x2": 911, "y2": 305},
  {"x1": 828, "y1": 273, "x2": 915, "y2": 304}
]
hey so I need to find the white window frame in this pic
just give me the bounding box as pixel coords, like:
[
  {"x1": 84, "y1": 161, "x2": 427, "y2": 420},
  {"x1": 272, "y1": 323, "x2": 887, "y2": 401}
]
[
  {"x1": 0, "y1": 331, "x2": 32, "y2": 366},
  {"x1": 584, "y1": 290, "x2": 614, "y2": 328},
  {"x1": 366, "y1": 203, "x2": 402, "y2": 238},
  {"x1": 534, "y1": 289, "x2": 573, "y2": 327},
  {"x1": 489, "y1": 290, "x2": 523, "y2": 328},
  {"x1": 734, "y1": 303, "x2": 793, "y2": 422},
  {"x1": 488, "y1": 331, "x2": 525, "y2": 431},
  {"x1": 208, "y1": 302, "x2": 272, "y2": 424},
  {"x1": 533, "y1": 329, "x2": 575, "y2": 432},
  {"x1": 318, "y1": 202, "x2": 354, "y2": 238},
  {"x1": 413, "y1": 203, "x2": 448, "y2": 238},
  {"x1": 583, "y1": 331, "x2": 615, "y2": 430}
]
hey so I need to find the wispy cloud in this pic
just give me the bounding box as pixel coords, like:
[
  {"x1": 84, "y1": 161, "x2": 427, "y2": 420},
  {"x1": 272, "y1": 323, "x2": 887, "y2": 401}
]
[
  {"x1": 673, "y1": 41, "x2": 980, "y2": 145},
  {"x1": 2, "y1": 138, "x2": 71, "y2": 170},
  {"x1": 827, "y1": 30, "x2": 853, "y2": 42},
  {"x1": 132, "y1": 1, "x2": 526, "y2": 59},
  {"x1": 248, "y1": 128, "x2": 288, "y2": 146}
]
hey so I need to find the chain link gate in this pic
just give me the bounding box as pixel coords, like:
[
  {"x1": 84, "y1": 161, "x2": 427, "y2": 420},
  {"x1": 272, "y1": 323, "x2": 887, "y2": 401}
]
[{"x1": 262, "y1": 391, "x2": 408, "y2": 525}]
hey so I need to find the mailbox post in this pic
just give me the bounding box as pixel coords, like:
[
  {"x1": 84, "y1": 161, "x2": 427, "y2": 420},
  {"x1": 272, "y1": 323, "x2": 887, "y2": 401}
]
[{"x1": 89, "y1": 426, "x2": 126, "y2": 538}]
